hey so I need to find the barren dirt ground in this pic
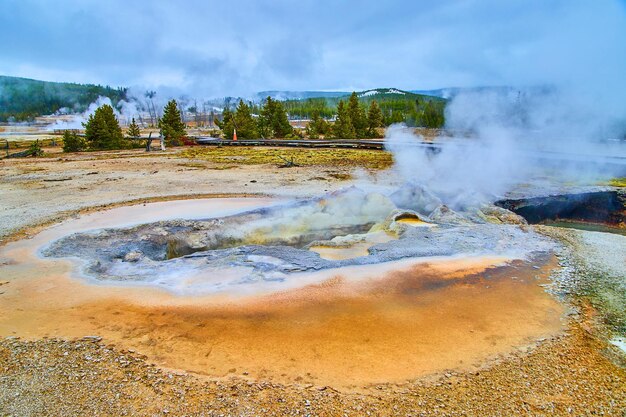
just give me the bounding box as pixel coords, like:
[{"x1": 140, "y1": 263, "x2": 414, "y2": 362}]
[
  {"x1": 0, "y1": 147, "x2": 624, "y2": 416},
  {"x1": 0, "y1": 147, "x2": 365, "y2": 241}
]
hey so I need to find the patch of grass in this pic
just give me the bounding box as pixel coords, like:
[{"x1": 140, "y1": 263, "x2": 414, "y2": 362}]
[
  {"x1": 606, "y1": 177, "x2": 626, "y2": 187},
  {"x1": 179, "y1": 147, "x2": 393, "y2": 170},
  {"x1": 4, "y1": 138, "x2": 60, "y2": 149}
]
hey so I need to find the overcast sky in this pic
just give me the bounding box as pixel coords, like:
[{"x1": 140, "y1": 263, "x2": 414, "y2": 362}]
[{"x1": 1, "y1": 0, "x2": 625, "y2": 98}]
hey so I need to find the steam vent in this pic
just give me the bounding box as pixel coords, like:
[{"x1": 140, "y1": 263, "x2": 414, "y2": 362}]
[{"x1": 42, "y1": 187, "x2": 555, "y2": 294}]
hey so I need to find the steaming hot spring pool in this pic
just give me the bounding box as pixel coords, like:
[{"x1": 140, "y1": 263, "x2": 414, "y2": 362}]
[{"x1": 0, "y1": 192, "x2": 565, "y2": 388}]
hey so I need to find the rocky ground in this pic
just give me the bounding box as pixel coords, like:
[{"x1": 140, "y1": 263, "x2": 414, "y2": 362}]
[
  {"x1": 1, "y1": 147, "x2": 625, "y2": 416},
  {"x1": 1, "y1": 324, "x2": 624, "y2": 416},
  {"x1": 538, "y1": 225, "x2": 626, "y2": 342}
]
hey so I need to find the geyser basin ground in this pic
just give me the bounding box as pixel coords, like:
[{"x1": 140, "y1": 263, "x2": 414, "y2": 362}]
[{"x1": 0, "y1": 196, "x2": 565, "y2": 388}]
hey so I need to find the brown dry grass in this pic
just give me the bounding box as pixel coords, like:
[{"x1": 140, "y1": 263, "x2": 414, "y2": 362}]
[
  {"x1": 607, "y1": 177, "x2": 626, "y2": 187},
  {"x1": 180, "y1": 146, "x2": 393, "y2": 170}
]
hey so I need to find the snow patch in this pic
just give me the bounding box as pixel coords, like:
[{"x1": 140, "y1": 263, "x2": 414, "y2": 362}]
[
  {"x1": 359, "y1": 90, "x2": 379, "y2": 98},
  {"x1": 358, "y1": 88, "x2": 407, "y2": 98}
]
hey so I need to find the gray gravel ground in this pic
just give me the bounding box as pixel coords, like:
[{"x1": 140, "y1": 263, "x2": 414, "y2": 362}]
[
  {"x1": 1, "y1": 328, "x2": 625, "y2": 417},
  {"x1": 538, "y1": 225, "x2": 626, "y2": 336}
]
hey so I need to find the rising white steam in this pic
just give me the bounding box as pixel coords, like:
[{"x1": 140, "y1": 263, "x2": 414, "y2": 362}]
[
  {"x1": 46, "y1": 96, "x2": 141, "y2": 130},
  {"x1": 385, "y1": 87, "x2": 626, "y2": 210},
  {"x1": 46, "y1": 96, "x2": 114, "y2": 131},
  {"x1": 385, "y1": 124, "x2": 528, "y2": 210}
]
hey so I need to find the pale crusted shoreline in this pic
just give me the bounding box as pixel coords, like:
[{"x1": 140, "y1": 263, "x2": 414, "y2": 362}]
[{"x1": 537, "y1": 225, "x2": 626, "y2": 337}]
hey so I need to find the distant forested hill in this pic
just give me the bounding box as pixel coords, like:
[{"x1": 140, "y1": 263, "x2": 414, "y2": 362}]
[
  {"x1": 0, "y1": 75, "x2": 128, "y2": 122},
  {"x1": 255, "y1": 90, "x2": 349, "y2": 101},
  {"x1": 277, "y1": 88, "x2": 447, "y2": 128}
]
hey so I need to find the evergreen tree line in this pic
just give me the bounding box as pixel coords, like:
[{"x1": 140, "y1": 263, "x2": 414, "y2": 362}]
[
  {"x1": 282, "y1": 98, "x2": 336, "y2": 120},
  {"x1": 63, "y1": 100, "x2": 187, "y2": 152},
  {"x1": 60, "y1": 92, "x2": 442, "y2": 152},
  {"x1": 317, "y1": 93, "x2": 384, "y2": 139},
  {"x1": 0, "y1": 75, "x2": 127, "y2": 122},
  {"x1": 216, "y1": 97, "x2": 294, "y2": 140},
  {"x1": 282, "y1": 92, "x2": 446, "y2": 129},
  {"x1": 215, "y1": 94, "x2": 383, "y2": 140}
]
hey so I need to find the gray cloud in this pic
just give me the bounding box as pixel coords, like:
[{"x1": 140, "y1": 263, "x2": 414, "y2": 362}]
[{"x1": 0, "y1": 0, "x2": 625, "y2": 101}]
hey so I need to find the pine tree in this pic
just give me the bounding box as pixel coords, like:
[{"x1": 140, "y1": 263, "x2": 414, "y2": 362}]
[
  {"x1": 306, "y1": 110, "x2": 330, "y2": 139},
  {"x1": 257, "y1": 97, "x2": 275, "y2": 138},
  {"x1": 159, "y1": 99, "x2": 186, "y2": 146},
  {"x1": 347, "y1": 92, "x2": 367, "y2": 138},
  {"x1": 384, "y1": 109, "x2": 405, "y2": 126},
  {"x1": 332, "y1": 100, "x2": 356, "y2": 139},
  {"x1": 366, "y1": 100, "x2": 383, "y2": 137},
  {"x1": 28, "y1": 139, "x2": 43, "y2": 157},
  {"x1": 258, "y1": 97, "x2": 293, "y2": 138},
  {"x1": 422, "y1": 101, "x2": 445, "y2": 128},
  {"x1": 216, "y1": 106, "x2": 235, "y2": 139},
  {"x1": 127, "y1": 117, "x2": 141, "y2": 138},
  {"x1": 272, "y1": 100, "x2": 293, "y2": 138},
  {"x1": 233, "y1": 100, "x2": 258, "y2": 139},
  {"x1": 62, "y1": 130, "x2": 86, "y2": 152},
  {"x1": 83, "y1": 104, "x2": 127, "y2": 150},
  {"x1": 84, "y1": 109, "x2": 107, "y2": 149}
]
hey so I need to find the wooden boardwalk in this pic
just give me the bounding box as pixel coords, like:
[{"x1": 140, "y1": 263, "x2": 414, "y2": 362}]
[
  {"x1": 194, "y1": 138, "x2": 388, "y2": 150},
  {"x1": 193, "y1": 137, "x2": 626, "y2": 171}
]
